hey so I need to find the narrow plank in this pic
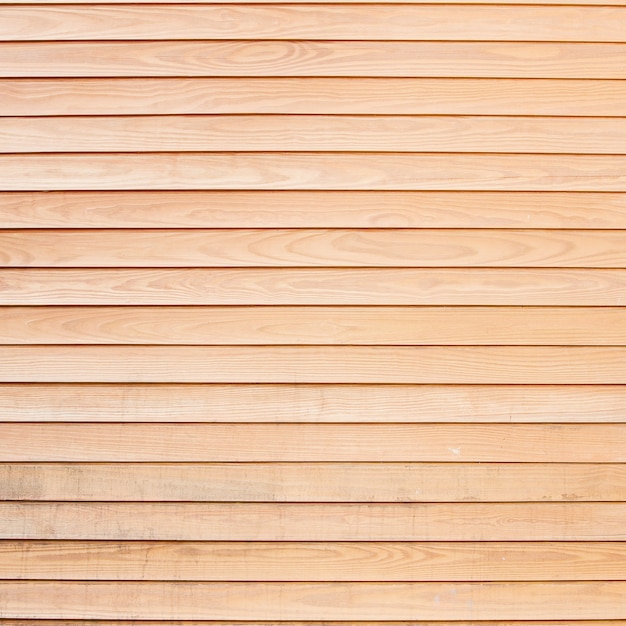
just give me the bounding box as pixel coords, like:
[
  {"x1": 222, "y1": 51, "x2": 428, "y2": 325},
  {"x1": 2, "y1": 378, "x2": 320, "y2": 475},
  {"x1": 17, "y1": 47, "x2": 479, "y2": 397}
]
[
  {"x1": 3, "y1": 154, "x2": 626, "y2": 191},
  {"x1": 5, "y1": 541, "x2": 626, "y2": 581},
  {"x1": 5, "y1": 191, "x2": 626, "y2": 229},
  {"x1": 1, "y1": 623, "x2": 625, "y2": 626},
  {"x1": 3, "y1": 346, "x2": 626, "y2": 383},
  {"x1": 4, "y1": 0, "x2": 626, "y2": 4},
  {"x1": 3, "y1": 462, "x2": 625, "y2": 501},
  {"x1": 3, "y1": 581, "x2": 626, "y2": 620},
  {"x1": 7, "y1": 116, "x2": 626, "y2": 155},
  {"x1": 3, "y1": 502, "x2": 626, "y2": 540},
  {"x1": 3, "y1": 268, "x2": 626, "y2": 305},
  {"x1": 5, "y1": 79, "x2": 626, "y2": 117},
  {"x1": 4, "y1": 6, "x2": 626, "y2": 42},
  {"x1": 2, "y1": 423, "x2": 624, "y2": 462},
  {"x1": 4, "y1": 229, "x2": 626, "y2": 267},
  {"x1": 2, "y1": 42, "x2": 626, "y2": 79},
  {"x1": 5, "y1": 306, "x2": 626, "y2": 345},
  {"x1": 4, "y1": 384, "x2": 626, "y2": 423},
  {"x1": 3, "y1": 382, "x2": 626, "y2": 424}
]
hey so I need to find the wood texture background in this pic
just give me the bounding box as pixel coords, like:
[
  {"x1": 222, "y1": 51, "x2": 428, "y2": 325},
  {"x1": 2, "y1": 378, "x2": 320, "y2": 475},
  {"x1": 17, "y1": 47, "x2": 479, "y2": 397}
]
[{"x1": 1, "y1": 0, "x2": 626, "y2": 623}]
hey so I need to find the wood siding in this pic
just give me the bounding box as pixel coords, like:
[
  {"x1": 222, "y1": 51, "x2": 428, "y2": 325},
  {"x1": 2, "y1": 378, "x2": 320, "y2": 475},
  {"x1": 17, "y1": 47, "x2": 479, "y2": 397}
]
[{"x1": 1, "y1": 0, "x2": 625, "y2": 623}]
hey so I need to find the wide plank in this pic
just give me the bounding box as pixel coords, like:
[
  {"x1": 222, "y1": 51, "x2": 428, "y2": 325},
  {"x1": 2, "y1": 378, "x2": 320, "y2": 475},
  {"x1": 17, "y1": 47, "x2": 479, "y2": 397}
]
[
  {"x1": 2, "y1": 423, "x2": 624, "y2": 462},
  {"x1": 3, "y1": 581, "x2": 626, "y2": 619},
  {"x1": 3, "y1": 346, "x2": 626, "y2": 383},
  {"x1": 4, "y1": 229, "x2": 626, "y2": 267},
  {"x1": 3, "y1": 502, "x2": 626, "y2": 540},
  {"x1": 6, "y1": 116, "x2": 626, "y2": 154},
  {"x1": 4, "y1": 306, "x2": 626, "y2": 345},
  {"x1": 2, "y1": 268, "x2": 625, "y2": 305},
  {"x1": 3, "y1": 384, "x2": 626, "y2": 423},
  {"x1": 3, "y1": 6, "x2": 626, "y2": 42},
  {"x1": 3, "y1": 154, "x2": 626, "y2": 191},
  {"x1": 4, "y1": 79, "x2": 626, "y2": 117},
  {"x1": 2, "y1": 42, "x2": 626, "y2": 79},
  {"x1": 5, "y1": 191, "x2": 626, "y2": 229},
  {"x1": 4, "y1": 541, "x2": 626, "y2": 581},
  {"x1": 2, "y1": 462, "x2": 625, "y2": 501}
]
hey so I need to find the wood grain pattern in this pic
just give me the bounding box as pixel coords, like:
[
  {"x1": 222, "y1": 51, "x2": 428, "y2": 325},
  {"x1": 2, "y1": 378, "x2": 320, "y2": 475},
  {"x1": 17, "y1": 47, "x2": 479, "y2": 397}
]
[
  {"x1": 5, "y1": 191, "x2": 626, "y2": 229},
  {"x1": 4, "y1": 541, "x2": 626, "y2": 581},
  {"x1": 3, "y1": 581, "x2": 626, "y2": 620},
  {"x1": 4, "y1": 79, "x2": 626, "y2": 117},
  {"x1": 4, "y1": 229, "x2": 626, "y2": 267},
  {"x1": 2, "y1": 423, "x2": 625, "y2": 462},
  {"x1": 3, "y1": 154, "x2": 626, "y2": 191},
  {"x1": 7, "y1": 116, "x2": 626, "y2": 154},
  {"x1": 2, "y1": 462, "x2": 625, "y2": 502},
  {"x1": 4, "y1": 306, "x2": 626, "y2": 345},
  {"x1": 4, "y1": 5, "x2": 626, "y2": 42},
  {"x1": 3, "y1": 42, "x2": 626, "y2": 79},
  {"x1": 3, "y1": 268, "x2": 626, "y2": 305},
  {"x1": 3, "y1": 346, "x2": 626, "y2": 383},
  {"x1": 4, "y1": 383, "x2": 626, "y2": 423},
  {"x1": 3, "y1": 502, "x2": 626, "y2": 540}
]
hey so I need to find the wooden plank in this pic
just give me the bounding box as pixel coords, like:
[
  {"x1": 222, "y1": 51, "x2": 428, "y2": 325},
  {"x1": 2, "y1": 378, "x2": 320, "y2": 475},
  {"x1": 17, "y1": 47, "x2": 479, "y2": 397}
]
[
  {"x1": 2, "y1": 462, "x2": 625, "y2": 502},
  {"x1": 1, "y1": 623, "x2": 625, "y2": 626},
  {"x1": 4, "y1": 229, "x2": 626, "y2": 267},
  {"x1": 3, "y1": 154, "x2": 626, "y2": 191},
  {"x1": 7, "y1": 116, "x2": 626, "y2": 155},
  {"x1": 5, "y1": 191, "x2": 626, "y2": 229},
  {"x1": 5, "y1": 306, "x2": 626, "y2": 345},
  {"x1": 3, "y1": 346, "x2": 626, "y2": 383},
  {"x1": 3, "y1": 502, "x2": 626, "y2": 540},
  {"x1": 2, "y1": 42, "x2": 626, "y2": 79},
  {"x1": 4, "y1": 79, "x2": 626, "y2": 117},
  {"x1": 4, "y1": 0, "x2": 626, "y2": 4},
  {"x1": 3, "y1": 383, "x2": 626, "y2": 423},
  {"x1": 2, "y1": 268, "x2": 626, "y2": 306},
  {"x1": 2, "y1": 423, "x2": 624, "y2": 462},
  {"x1": 3, "y1": 581, "x2": 626, "y2": 620},
  {"x1": 4, "y1": 540, "x2": 626, "y2": 581},
  {"x1": 4, "y1": 6, "x2": 626, "y2": 42}
]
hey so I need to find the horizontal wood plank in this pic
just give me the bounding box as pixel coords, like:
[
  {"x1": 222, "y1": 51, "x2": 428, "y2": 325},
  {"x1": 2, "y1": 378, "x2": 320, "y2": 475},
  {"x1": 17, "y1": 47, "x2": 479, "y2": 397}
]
[
  {"x1": 2, "y1": 383, "x2": 626, "y2": 423},
  {"x1": 4, "y1": 229, "x2": 626, "y2": 267},
  {"x1": 3, "y1": 154, "x2": 626, "y2": 191},
  {"x1": 4, "y1": 5, "x2": 626, "y2": 42},
  {"x1": 5, "y1": 191, "x2": 626, "y2": 229},
  {"x1": 2, "y1": 462, "x2": 625, "y2": 501},
  {"x1": 0, "y1": 623, "x2": 624, "y2": 626},
  {"x1": 7, "y1": 116, "x2": 626, "y2": 154},
  {"x1": 5, "y1": 306, "x2": 626, "y2": 345},
  {"x1": 2, "y1": 42, "x2": 626, "y2": 78},
  {"x1": 2, "y1": 268, "x2": 626, "y2": 305},
  {"x1": 3, "y1": 581, "x2": 626, "y2": 619},
  {"x1": 3, "y1": 502, "x2": 626, "y2": 540},
  {"x1": 2, "y1": 423, "x2": 624, "y2": 462},
  {"x1": 4, "y1": 79, "x2": 626, "y2": 117},
  {"x1": 3, "y1": 346, "x2": 626, "y2": 383},
  {"x1": 4, "y1": 540, "x2": 626, "y2": 581}
]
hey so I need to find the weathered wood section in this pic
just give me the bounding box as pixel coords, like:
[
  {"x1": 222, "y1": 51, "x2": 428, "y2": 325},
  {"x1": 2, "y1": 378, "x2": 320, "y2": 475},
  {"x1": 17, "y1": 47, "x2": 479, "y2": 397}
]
[{"x1": 1, "y1": 0, "x2": 625, "y2": 623}]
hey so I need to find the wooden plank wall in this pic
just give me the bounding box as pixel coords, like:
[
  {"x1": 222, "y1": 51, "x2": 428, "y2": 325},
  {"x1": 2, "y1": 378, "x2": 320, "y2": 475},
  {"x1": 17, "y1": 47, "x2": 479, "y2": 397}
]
[{"x1": 1, "y1": 0, "x2": 626, "y2": 622}]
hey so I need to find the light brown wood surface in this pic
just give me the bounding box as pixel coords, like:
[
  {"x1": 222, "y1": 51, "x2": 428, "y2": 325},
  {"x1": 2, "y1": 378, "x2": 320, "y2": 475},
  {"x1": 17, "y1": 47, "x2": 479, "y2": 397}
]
[
  {"x1": 9, "y1": 116, "x2": 626, "y2": 154},
  {"x1": 3, "y1": 268, "x2": 626, "y2": 305},
  {"x1": 5, "y1": 79, "x2": 626, "y2": 117},
  {"x1": 3, "y1": 42, "x2": 626, "y2": 78},
  {"x1": 4, "y1": 191, "x2": 626, "y2": 229},
  {"x1": 3, "y1": 502, "x2": 626, "y2": 540},
  {"x1": 4, "y1": 346, "x2": 626, "y2": 383},
  {"x1": 4, "y1": 541, "x2": 626, "y2": 581},
  {"x1": 3, "y1": 581, "x2": 626, "y2": 620},
  {"x1": 2, "y1": 462, "x2": 625, "y2": 501},
  {"x1": 4, "y1": 306, "x2": 626, "y2": 345},
  {"x1": 2, "y1": 423, "x2": 625, "y2": 462},
  {"x1": 4, "y1": 5, "x2": 626, "y2": 42},
  {"x1": 3, "y1": 154, "x2": 626, "y2": 191},
  {"x1": 4, "y1": 229, "x2": 626, "y2": 266}
]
